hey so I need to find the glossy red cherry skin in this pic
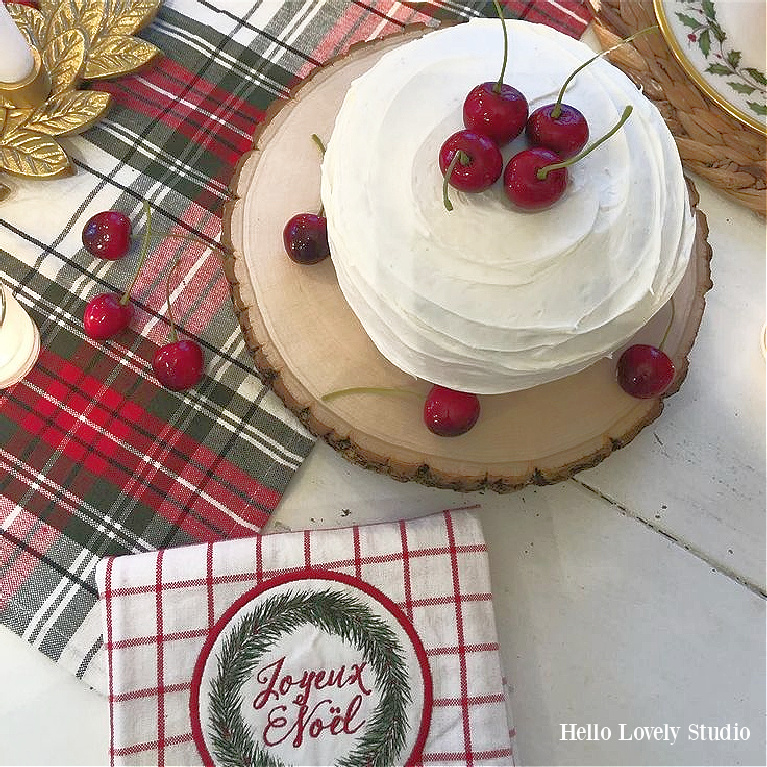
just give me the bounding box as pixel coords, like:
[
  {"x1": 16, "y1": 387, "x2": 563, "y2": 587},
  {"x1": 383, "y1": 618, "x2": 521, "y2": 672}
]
[
  {"x1": 439, "y1": 130, "x2": 503, "y2": 193},
  {"x1": 82, "y1": 211, "x2": 132, "y2": 260},
  {"x1": 83, "y1": 293, "x2": 133, "y2": 340},
  {"x1": 152, "y1": 340, "x2": 205, "y2": 391},
  {"x1": 616, "y1": 344, "x2": 675, "y2": 399},
  {"x1": 283, "y1": 213, "x2": 330, "y2": 265},
  {"x1": 424, "y1": 385, "x2": 480, "y2": 437},
  {"x1": 463, "y1": 82, "x2": 529, "y2": 146},
  {"x1": 503, "y1": 147, "x2": 567, "y2": 211},
  {"x1": 526, "y1": 103, "x2": 589, "y2": 159}
]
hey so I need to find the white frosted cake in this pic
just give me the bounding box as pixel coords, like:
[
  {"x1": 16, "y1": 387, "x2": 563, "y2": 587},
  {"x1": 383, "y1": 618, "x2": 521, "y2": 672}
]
[{"x1": 320, "y1": 19, "x2": 696, "y2": 394}]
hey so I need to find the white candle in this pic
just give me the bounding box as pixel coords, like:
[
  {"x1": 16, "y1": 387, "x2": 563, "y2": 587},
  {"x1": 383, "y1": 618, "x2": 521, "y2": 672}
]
[{"x1": 0, "y1": 2, "x2": 34, "y2": 84}]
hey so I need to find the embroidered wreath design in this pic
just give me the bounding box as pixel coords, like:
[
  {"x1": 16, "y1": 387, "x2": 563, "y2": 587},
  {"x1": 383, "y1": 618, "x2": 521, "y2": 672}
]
[{"x1": 206, "y1": 587, "x2": 412, "y2": 767}]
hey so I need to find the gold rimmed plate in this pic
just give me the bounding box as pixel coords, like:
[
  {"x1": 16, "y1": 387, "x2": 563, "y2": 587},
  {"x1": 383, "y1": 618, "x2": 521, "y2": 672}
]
[{"x1": 654, "y1": 0, "x2": 766, "y2": 134}]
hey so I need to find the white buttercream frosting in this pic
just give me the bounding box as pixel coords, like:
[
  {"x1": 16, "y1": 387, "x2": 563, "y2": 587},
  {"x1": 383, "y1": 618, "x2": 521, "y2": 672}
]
[{"x1": 321, "y1": 19, "x2": 696, "y2": 393}]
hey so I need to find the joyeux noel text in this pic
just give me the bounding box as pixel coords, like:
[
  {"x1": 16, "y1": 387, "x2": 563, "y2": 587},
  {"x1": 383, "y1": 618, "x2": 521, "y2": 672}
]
[{"x1": 252, "y1": 656, "x2": 372, "y2": 749}]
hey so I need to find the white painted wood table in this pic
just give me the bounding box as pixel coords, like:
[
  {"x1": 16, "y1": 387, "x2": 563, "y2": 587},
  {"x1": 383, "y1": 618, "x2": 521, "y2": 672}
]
[{"x1": 0, "y1": 173, "x2": 764, "y2": 765}]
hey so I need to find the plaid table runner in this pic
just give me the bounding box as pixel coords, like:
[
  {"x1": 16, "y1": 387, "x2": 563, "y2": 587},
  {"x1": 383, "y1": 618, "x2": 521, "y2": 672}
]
[
  {"x1": 0, "y1": 0, "x2": 589, "y2": 692},
  {"x1": 97, "y1": 509, "x2": 515, "y2": 766}
]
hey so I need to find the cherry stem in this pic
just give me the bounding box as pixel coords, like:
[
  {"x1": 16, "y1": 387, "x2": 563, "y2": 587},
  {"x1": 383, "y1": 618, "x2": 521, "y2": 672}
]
[
  {"x1": 551, "y1": 26, "x2": 658, "y2": 119},
  {"x1": 321, "y1": 385, "x2": 421, "y2": 403},
  {"x1": 659, "y1": 296, "x2": 675, "y2": 351},
  {"x1": 537, "y1": 105, "x2": 633, "y2": 179},
  {"x1": 442, "y1": 150, "x2": 469, "y2": 211},
  {"x1": 492, "y1": 0, "x2": 508, "y2": 93},
  {"x1": 161, "y1": 233, "x2": 233, "y2": 273},
  {"x1": 312, "y1": 133, "x2": 327, "y2": 217},
  {"x1": 165, "y1": 255, "x2": 182, "y2": 343},
  {"x1": 119, "y1": 200, "x2": 152, "y2": 306},
  {"x1": 311, "y1": 133, "x2": 326, "y2": 156}
]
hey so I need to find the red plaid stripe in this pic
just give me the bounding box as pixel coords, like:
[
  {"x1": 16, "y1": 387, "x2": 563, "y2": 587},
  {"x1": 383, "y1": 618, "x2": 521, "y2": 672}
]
[
  {"x1": 94, "y1": 64, "x2": 262, "y2": 164},
  {"x1": 446, "y1": 511, "x2": 475, "y2": 764},
  {"x1": 155, "y1": 550, "x2": 165, "y2": 767},
  {"x1": 105, "y1": 556, "x2": 115, "y2": 759},
  {"x1": 0, "y1": 505, "x2": 58, "y2": 610},
  {"x1": 6, "y1": 353, "x2": 277, "y2": 536},
  {"x1": 400, "y1": 520, "x2": 415, "y2": 621}
]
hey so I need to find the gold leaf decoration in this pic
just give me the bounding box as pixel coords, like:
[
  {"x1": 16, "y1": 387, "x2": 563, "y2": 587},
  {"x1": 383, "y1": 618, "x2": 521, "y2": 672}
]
[
  {"x1": 26, "y1": 91, "x2": 111, "y2": 135},
  {"x1": 79, "y1": 0, "x2": 105, "y2": 43},
  {"x1": 84, "y1": 35, "x2": 160, "y2": 79},
  {"x1": 0, "y1": 130, "x2": 71, "y2": 178},
  {"x1": 37, "y1": 0, "x2": 61, "y2": 17},
  {"x1": 45, "y1": 0, "x2": 92, "y2": 47},
  {"x1": 7, "y1": 4, "x2": 45, "y2": 48},
  {"x1": 43, "y1": 29, "x2": 87, "y2": 94},
  {"x1": 102, "y1": 0, "x2": 159, "y2": 37},
  {"x1": 0, "y1": 0, "x2": 162, "y2": 183},
  {"x1": 2, "y1": 109, "x2": 33, "y2": 138}
]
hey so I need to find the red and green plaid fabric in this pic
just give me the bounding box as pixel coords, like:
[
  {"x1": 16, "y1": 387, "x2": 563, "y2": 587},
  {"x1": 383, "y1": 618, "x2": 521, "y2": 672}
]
[{"x1": 0, "y1": 0, "x2": 589, "y2": 691}]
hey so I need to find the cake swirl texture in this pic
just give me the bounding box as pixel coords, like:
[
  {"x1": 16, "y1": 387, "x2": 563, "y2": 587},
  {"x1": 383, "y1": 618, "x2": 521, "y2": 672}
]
[{"x1": 321, "y1": 19, "x2": 696, "y2": 394}]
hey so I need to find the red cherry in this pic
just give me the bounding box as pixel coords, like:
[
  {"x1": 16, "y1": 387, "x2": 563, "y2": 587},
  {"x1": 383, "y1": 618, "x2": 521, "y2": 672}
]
[
  {"x1": 524, "y1": 27, "x2": 654, "y2": 161},
  {"x1": 283, "y1": 213, "x2": 330, "y2": 264},
  {"x1": 507, "y1": 106, "x2": 633, "y2": 212},
  {"x1": 616, "y1": 344, "x2": 675, "y2": 399},
  {"x1": 463, "y1": 82, "x2": 529, "y2": 146},
  {"x1": 439, "y1": 130, "x2": 503, "y2": 193},
  {"x1": 83, "y1": 292, "x2": 134, "y2": 340},
  {"x1": 82, "y1": 211, "x2": 132, "y2": 260},
  {"x1": 503, "y1": 147, "x2": 567, "y2": 211},
  {"x1": 82, "y1": 203, "x2": 152, "y2": 340},
  {"x1": 424, "y1": 385, "x2": 480, "y2": 437},
  {"x1": 153, "y1": 238, "x2": 206, "y2": 391},
  {"x1": 152, "y1": 340, "x2": 204, "y2": 391},
  {"x1": 526, "y1": 103, "x2": 589, "y2": 159},
  {"x1": 3, "y1": 0, "x2": 38, "y2": 6}
]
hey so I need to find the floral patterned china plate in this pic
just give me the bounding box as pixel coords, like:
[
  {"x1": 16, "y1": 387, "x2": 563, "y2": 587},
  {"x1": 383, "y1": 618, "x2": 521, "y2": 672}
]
[{"x1": 654, "y1": 0, "x2": 766, "y2": 134}]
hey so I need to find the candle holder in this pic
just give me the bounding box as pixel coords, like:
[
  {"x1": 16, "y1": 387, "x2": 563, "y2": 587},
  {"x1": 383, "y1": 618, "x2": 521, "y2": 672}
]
[
  {"x1": 0, "y1": 47, "x2": 51, "y2": 109},
  {"x1": 0, "y1": 279, "x2": 40, "y2": 389},
  {"x1": 0, "y1": 0, "x2": 161, "y2": 194}
]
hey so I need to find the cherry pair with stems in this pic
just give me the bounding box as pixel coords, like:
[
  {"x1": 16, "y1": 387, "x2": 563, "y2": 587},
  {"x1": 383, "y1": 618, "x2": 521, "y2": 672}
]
[{"x1": 82, "y1": 203, "x2": 206, "y2": 392}]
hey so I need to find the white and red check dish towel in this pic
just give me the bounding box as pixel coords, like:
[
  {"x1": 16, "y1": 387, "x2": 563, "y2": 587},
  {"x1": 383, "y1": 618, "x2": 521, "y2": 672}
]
[{"x1": 96, "y1": 509, "x2": 514, "y2": 766}]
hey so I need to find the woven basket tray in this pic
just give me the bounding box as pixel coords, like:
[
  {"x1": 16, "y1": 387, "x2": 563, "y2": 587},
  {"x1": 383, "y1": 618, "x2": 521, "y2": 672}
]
[{"x1": 589, "y1": 0, "x2": 766, "y2": 216}]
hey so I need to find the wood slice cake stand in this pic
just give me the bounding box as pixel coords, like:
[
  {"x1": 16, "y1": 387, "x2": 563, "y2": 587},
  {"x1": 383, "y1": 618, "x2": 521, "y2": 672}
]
[{"x1": 223, "y1": 26, "x2": 713, "y2": 493}]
